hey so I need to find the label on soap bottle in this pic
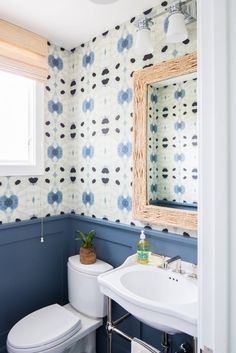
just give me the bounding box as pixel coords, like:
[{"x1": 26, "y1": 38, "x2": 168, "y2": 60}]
[{"x1": 137, "y1": 250, "x2": 149, "y2": 264}]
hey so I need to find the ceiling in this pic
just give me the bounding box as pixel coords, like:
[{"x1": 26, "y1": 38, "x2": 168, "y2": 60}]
[{"x1": 0, "y1": 0, "x2": 160, "y2": 49}]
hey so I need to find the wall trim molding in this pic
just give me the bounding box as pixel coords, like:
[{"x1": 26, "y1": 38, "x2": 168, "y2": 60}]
[
  {"x1": 70, "y1": 214, "x2": 197, "y2": 247},
  {"x1": 0, "y1": 213, "x2": 197, "y2": 252},
  {"x1": 70, "y1": 214, "x2": 197, "y2": 264},
  {"x1": 0, "y1": 214, "x2": 68, "y2": 230},
  {"x1": 0, "y1": 214, "x2": 70, "y2": 246}
]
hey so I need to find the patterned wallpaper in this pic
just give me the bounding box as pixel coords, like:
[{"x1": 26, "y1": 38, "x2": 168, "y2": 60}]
[
  {"x1": 147, "y1": 78, "x2": 198, "y2": 206},
  {"x1": 0, "y1": 44, "x2": 73, "y2": 223},
  {"x1": 70, "y1": 3, "x2": 197, "y2": 236},
  {"x1": 0, "y1": 2, "x2": 197, "y2": 237}
]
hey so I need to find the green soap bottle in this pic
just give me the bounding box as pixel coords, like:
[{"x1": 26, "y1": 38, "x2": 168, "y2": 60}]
[{"x1": 137, "y1": 230, "x2": 150, "y2": 264}]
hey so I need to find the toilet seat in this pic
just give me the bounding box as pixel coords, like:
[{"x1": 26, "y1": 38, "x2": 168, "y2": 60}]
[{"x1": 7, "y1": 304, "x2": 82, "y2": 353}]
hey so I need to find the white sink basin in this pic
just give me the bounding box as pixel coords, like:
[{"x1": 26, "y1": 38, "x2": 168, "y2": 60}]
[{"x1": 98, "y1": 255, "x2": 197, "y2": 336}]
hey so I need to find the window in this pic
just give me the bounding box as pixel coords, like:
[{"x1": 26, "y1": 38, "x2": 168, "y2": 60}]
[
  {"x1": 0, "y1": 19, "x2": 47, "y2": 175},
  {"x1": 0, "y1": 70, "x2": 44, "y2": 176}
]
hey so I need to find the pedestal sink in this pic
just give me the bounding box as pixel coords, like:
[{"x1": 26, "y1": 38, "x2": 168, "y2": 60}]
[{"x1": 98, "y1": 255, "x2": 197, "y2": 336}]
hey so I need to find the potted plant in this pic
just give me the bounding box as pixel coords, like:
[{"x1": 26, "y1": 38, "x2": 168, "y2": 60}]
[{"x1": 75, "y1": 229, "x2": 96, "y2": 264}]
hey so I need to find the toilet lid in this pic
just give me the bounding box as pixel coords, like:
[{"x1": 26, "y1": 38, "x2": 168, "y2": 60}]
[
  {"x1": 68, "y1": 255, "x2": 113, "y2": 275},
  {"x1": 7, "y1": 304, "x2": 81, "y2": 350}
]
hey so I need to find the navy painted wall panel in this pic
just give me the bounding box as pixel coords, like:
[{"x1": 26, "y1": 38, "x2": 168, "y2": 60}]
[
  {"x1": 0, "y1": 214, "x2": 197, "y2": 353},
  {"x1": 0, "y1": 216, "x2": 75, "y2": 353},
  {"x1": 71, "y1": 215, "x2": 197, "y2": 265}
]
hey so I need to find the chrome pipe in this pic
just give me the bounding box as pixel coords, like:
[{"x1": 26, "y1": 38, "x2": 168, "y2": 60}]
[
  {"x1": 193, "y1": 337, "x2": 197, "y2": 353},
  {"x1": 112, "y1": 327, "x2": 133, "y2": 342},
  {"x1": 161, "y1": 332, "x2": 169, "y2": 353},
  {"x1": 107, "y1": 330, "x2": 112, "y2": 353},
  {"x1": 113, "y1": 313, "x2": 131, "y2": 326},
  {"x1": 107, "y1": 297, "x2": 112, "y2": 325},
  {"x1": 106, "y1": 298, "x2": 170, "y2": 353},
  {"x1": 107, "y1": 298, "x2": 113, "y2": 353}
]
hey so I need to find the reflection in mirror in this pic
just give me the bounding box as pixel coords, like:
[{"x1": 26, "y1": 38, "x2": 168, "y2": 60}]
[{"x1": 147, "y1": 73, "x2": 198, "y2": 211}]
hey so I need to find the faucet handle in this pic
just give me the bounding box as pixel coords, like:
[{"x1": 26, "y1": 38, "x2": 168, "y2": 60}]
[
  {"x1": 188, "y1": 264, "x2": 198, "y2": 279},
  {"x1": 173, "y1": 259, "x2": 185, "y2": 274}
]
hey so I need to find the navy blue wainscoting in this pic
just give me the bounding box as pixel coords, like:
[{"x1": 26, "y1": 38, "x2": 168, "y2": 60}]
[
  {"x1": 0, "y1": 215, "x2": 75, "y2": 353},
  {"x1": 70, "y1": 215, "x2": 197, "y2": 353},
  {"x1": 0, "y1": 214, "x2": 197, "y2": 353}
]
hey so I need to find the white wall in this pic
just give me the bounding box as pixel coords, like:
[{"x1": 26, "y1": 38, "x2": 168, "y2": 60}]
[
  {"x1": 198, "y1": 0, "x2": 229, "y2": 351},
  {"x1": 229, "y1": 0, "x2": 236, "y2": 351}
]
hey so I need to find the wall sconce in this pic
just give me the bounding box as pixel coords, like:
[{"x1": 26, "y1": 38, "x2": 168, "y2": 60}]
[
  {"x1": 165, "y1": 2, "x2": 188, "y2": 43},
  {"x1": 135, "y1": 18, "x2": 154, "y2": 55},
  {"x1": 134, "y1": 0, "x2": 197, "y2": 55}
]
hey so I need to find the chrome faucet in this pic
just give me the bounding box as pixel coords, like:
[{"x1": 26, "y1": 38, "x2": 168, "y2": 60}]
[{"x1": 162, "y1": 255, "x2": 181, "y2": 270}]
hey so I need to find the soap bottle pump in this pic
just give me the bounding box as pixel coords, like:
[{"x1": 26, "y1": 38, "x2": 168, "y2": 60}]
[{"x1": 137, "y1": 230, "x2": 150, "y2": 264}]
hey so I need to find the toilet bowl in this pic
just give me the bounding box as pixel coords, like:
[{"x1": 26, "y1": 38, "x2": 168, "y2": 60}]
[{"x1": 7, "y1": 256, "x2": 113, "y2": 353}]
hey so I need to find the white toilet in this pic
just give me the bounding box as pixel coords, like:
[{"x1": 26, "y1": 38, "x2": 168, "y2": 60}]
[{"x1": 7, "y1": 255, "x2": 113, "y2": 353}]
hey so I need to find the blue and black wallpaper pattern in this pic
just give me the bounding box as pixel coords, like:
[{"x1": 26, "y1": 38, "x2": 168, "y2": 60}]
[
  {"x1": 147, "y1": 78, "x2": 198, "y2": 205},
  {"x1": 0, "y1": 46, "x2": 72, "y2": 223},
  {"x1": 0, "y1": 1, "x2": 197, "y2": 236}
]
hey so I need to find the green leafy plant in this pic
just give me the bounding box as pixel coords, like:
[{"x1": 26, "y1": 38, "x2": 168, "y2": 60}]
[{"x1": 75, "y1": 230, "x2": 95, "y2": 248}]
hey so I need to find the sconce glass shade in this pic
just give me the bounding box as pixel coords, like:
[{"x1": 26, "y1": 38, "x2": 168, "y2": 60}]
[
  {"x1": 135, "y1": 28, "x2": 154, "y2": 56},
  {"x1": 166, "y1": 12, "x2": 188, "y2": 43}
]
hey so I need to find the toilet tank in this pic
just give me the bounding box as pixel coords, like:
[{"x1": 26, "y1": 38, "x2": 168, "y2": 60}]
[{"x1": 68, "y1": 255, "x2": 113, "y2": 318}]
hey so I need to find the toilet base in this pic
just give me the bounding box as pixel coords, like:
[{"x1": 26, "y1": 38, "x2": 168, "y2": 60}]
[
  {"x1": 61, "y1": 304, "x2": 101, "y2": 353},
  {"x1": 64, "y1": 331, "x2": 96, "y2": 353}
]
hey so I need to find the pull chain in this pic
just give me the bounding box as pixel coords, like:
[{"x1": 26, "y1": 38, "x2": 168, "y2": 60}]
[{"x1": 40, "y1": 217, "x2": 44, "y2": 243}]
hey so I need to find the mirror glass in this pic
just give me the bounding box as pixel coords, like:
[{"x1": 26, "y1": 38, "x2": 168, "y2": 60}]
[{"x1": 147, "y1": 73, "x2": 198, "y2": 211}]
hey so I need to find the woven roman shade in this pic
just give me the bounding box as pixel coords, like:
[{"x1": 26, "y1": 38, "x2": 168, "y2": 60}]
[{"x1": 0, "y1": 19, "x2": 48, "y2": 81}]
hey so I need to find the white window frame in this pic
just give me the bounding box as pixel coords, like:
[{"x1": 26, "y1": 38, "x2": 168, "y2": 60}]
[{"x1": 0, "y1": 79, "x2": 44, "y2": 176}]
